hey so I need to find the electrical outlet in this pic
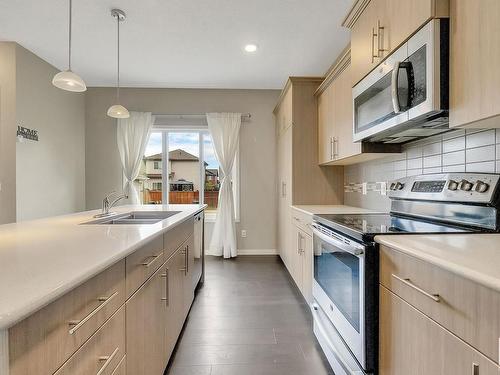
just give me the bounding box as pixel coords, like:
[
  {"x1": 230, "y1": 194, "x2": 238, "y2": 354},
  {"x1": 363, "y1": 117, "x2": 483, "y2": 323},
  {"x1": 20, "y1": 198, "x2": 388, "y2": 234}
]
[{"x1": 241, "y1": 230, "x2": 247, "y2": 238}]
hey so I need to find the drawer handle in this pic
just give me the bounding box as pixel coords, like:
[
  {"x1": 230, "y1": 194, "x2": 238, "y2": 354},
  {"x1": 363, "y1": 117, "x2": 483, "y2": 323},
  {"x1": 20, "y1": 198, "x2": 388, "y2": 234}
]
[
  {"x1": 96, "y1": 347, "x2": 120, "y2": 375},
  {"x1": 391, "y1": 274, "x2": 440, "y2": 303},
  {"x1": 161, "y1": 268, "x2": 169, "y2": 305},
  {"x1": 68, "y1": 291, "x2": 119, "y2": 335},
  {"x1": 472, "y1": 363, "x2": 479, "y2": 375},
  {"x1": 141, "y1": 253, "x2": 162, "y2": 268}
]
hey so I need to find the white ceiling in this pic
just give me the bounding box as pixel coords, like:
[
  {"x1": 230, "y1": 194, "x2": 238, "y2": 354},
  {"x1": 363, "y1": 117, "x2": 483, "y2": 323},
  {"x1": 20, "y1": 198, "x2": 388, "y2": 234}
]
[{"x1": 0, "y1": 0, "x2": 352, "y2": 89}]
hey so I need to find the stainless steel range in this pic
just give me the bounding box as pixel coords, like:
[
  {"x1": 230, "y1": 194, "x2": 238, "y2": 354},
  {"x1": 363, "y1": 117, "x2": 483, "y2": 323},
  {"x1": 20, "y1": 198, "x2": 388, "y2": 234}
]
[{"x1": 311, "y1": 173, "x2": 500, "y2": 375}]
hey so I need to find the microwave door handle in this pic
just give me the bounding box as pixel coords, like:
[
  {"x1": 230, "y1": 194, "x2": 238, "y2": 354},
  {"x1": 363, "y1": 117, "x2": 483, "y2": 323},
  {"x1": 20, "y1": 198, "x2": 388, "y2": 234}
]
[
  {"x1": 391, "y1": 61, "x2": 402, "y2": 114},
  {"x1": 311, "y1": 226, "x2": 364, "y2": 256}
]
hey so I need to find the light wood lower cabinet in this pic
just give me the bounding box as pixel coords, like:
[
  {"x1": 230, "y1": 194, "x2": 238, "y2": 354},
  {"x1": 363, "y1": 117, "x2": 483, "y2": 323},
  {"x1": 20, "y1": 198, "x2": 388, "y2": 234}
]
[
  {"x1": 54, "y1": 306, "x2": 126, "y2": 375},
  {"x1": 289, "y1": 220, "x2": 313, "y2": 303},
  {"x1": 380, "y1": 286, "x2": 500, "y2": 375},
  {"x1": 8, "y1": 214, "x2": 200, "y2": 375},
  {"x1": 126, "y1": 261, "x2": 169, "y2": 375},
  {"x1": 9, "y1": 260, "x2": 126, "y2": 375}
]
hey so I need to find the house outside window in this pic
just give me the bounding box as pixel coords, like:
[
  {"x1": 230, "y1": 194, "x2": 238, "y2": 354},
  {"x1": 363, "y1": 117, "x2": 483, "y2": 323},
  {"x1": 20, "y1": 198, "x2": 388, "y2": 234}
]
[{"x1": 136, "y1": 128, "x2": 239, "y2": 221}]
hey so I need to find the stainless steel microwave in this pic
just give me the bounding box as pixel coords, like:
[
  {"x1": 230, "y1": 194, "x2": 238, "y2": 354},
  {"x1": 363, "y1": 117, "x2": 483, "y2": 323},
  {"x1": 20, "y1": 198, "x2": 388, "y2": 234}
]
[{"x1": 352, "y1": 19, "x2": 449, "y2": 144}]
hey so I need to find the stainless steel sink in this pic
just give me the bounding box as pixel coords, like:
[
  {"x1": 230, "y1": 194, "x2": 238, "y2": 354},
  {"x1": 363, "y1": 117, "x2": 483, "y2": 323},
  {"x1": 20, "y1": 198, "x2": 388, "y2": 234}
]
[{"x1": 83, "y1": 211, "x2": 181, "y2": 225}]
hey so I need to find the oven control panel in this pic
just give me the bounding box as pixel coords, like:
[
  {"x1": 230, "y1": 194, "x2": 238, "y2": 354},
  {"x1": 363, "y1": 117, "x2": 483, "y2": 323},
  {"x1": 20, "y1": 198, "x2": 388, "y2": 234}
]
[{"x1": 388, "y1": 173, "x2": 499, "y2": 203}]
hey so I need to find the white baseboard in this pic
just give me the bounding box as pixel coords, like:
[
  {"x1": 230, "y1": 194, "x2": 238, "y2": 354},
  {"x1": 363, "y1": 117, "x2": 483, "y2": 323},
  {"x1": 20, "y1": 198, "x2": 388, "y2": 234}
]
[{"x1": 237, "y1": 249, "x2": 278, "y2": 256}]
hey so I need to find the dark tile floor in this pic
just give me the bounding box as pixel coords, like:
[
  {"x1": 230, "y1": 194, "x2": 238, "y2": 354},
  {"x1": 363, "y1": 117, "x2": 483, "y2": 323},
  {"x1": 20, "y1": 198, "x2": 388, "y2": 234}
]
[{"x1": 166, "y1": 256, "x2": 333, "y2": 375}]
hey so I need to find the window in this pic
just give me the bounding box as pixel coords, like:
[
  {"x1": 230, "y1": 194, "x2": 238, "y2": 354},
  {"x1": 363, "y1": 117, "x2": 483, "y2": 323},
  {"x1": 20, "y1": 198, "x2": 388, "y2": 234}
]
[{"x1": 136, "y1": 128, "x2": 239, "y2": 221}]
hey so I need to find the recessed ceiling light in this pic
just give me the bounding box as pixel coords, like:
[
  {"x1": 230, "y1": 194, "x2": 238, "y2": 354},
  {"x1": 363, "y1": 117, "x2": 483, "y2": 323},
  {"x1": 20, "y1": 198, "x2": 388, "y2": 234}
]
[{"x1": 244, "y1": 44, "x2": 258, "y2": 53}]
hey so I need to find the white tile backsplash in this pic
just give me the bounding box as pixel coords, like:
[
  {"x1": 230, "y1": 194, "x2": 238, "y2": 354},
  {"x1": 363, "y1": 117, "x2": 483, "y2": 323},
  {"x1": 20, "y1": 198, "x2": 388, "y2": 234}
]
[
  {"x1": 344, "y1": 129, "x2": 500, "y2": 211},
  {"x1": 443, "y1": 150, "x2": 465, "y2": 166},
  {"x1": 466, "y1": 145, "x2": 495, "y2": 163},
  {"x1": 466, "y1": 129, "x2": 495, "y2": 148}
]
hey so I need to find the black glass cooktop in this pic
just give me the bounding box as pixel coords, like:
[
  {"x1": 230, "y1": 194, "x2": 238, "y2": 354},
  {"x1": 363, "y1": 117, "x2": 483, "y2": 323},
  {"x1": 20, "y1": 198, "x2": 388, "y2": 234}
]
[{"x1": 313, "y1": 213, "x2": 475, "y2": 242}]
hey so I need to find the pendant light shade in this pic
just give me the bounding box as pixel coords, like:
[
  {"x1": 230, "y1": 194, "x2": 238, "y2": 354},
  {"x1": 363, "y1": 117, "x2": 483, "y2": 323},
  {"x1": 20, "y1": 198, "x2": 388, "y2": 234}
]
[
  {"x1": 107, "y1": 104, "x2": 130, "y2": 118},
  {"x1": 107, "y1": 9, "x2": 129, "y2": 119},
  {"x1": 52, "y1": 70, "x2": 87, "y2": 92},
  {"x1": 53, "y1": 0, "x2": 87, "y2": 92}
]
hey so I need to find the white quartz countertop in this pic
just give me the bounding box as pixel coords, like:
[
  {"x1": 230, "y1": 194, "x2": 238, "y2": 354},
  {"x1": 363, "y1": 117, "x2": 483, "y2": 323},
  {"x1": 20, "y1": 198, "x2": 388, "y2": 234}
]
[
  {"x1": 0, "y1": 204, "x2": 205, "y2": 329},
  {"x1": 292, "y1": 205, "x2": 381, "y2": 216},
  {"x1": 375, "y1": 234, "x2": 500, "y2": 293}
]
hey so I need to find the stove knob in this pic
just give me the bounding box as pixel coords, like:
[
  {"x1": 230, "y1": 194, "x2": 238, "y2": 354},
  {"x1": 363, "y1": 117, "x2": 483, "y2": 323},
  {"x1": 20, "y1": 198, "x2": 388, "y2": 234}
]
[
  {"x1": 447, "y1": 180, "x2": 459, "y2": 191},
  {"x1": 458, "y1": 179, "x2": 473, "y2": 191},
  {"x1": 473, "y1": 180, "x2": 489, "y2": 193},
  {"x1": 395, "y1": 182, "x2": 405, "y2": 190}
]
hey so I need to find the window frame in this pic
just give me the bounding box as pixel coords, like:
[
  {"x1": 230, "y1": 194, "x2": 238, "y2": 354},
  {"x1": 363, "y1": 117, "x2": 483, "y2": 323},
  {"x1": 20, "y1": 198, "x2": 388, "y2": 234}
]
[{"x1": 150, "y1": 128, "x2": 240, "y2": 223}]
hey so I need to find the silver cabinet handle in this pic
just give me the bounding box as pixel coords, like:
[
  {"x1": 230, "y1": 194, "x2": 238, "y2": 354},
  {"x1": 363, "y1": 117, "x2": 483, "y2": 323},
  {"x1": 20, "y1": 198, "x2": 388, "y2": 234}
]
[
  {"x1": 185, "y1": 245, "x2": 189, "y2": 274},
  {"x1": 141, "y1": 253, "x2": 162, "y2": 267},
  {"x1": 330, "y1": 137, "x2": 334, "y2": 160},
  {"x1": 97, "y1": 347, "x2": 120, "y2": 375},
  {"x1": 472, "y1": 363, "x2": 479, "y2": 375},
  {"x1": 68, "y1": 291, "x2": 119, "y2": 335},
  {"x1": 332, "y1": 137, "x2": 338, "y2": 159},
  {"x1": 377, "y1": 20, "x2": 388, "y2": 56},
  {"x1": 161, "y1": 268, "x2": 169, "y2": 305},
  {"x1": 371, "y1": 27, "x2": 379, "y2": 63},
  {"x1": 391, "y1": 274, "x2": 440, "y2": 302}
]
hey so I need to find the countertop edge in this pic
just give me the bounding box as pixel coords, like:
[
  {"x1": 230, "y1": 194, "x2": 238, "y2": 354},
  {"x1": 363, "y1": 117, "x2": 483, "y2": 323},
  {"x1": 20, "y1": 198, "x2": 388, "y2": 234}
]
[
  {"x1": 0, "y1": 205, "x2": 206, "y2": 329},
  {"x1": 375, "y1": 235, "x2": 500, "y2": 293}
]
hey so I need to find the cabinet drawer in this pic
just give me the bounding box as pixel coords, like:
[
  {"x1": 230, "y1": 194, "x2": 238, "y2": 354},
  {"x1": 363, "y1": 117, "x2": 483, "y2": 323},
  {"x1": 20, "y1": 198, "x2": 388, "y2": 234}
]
[
  {"x1": 380, "y1": 285, "x2": 500, "y2": 375},
  {"x1": 380, "y1": 245, "x2": 500, "y2": 363},
  {"x1": 291, "y1": 209, "x2": 312, "y2": 236},
  {"x1": 9, "y1": 260, "x2": 125, "y2": 375},
  {"x1": 164, "y1": 217, "x2": 194, "y2": 259},
  {"x1": 54, "y1": 306, "x2": 126, "y2": 375},
  {"x1": 126, "y1": 235, "x2": 164, "y2": 297}
]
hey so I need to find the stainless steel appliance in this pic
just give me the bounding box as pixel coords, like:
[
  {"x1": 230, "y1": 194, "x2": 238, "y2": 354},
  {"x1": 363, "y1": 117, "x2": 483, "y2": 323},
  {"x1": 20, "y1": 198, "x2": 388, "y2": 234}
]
[
  {"x1": 311, "y1": 173, "x2": 500, "y2": 374},
  {"x1": 353, "y1": 19, "x2": 449, "y2": 144},
  {"x1": 193, "y1": 211, "x2": 205, "y2": 289}
]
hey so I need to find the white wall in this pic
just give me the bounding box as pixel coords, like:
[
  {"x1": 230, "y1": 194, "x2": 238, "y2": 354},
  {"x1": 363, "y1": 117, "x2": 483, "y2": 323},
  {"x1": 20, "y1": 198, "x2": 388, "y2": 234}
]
[
  {"x1": 0, "y1": 43, "x2": 17, "y2": 224},
  {"x1": 85, "y1": 88, "x2": 280, "y2": 252},
  {"x1": 15, "y1": 45, "x2": 86, "y2": 221}
]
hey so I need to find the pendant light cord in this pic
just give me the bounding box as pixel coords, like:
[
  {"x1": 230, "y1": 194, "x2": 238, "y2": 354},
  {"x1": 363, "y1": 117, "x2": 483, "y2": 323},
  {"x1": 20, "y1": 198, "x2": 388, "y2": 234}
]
[
  {"x1": 68, "y1": 0, "x2": 72, "y2": 70},
  {"x1": 117, "y1": 13, "x2": 120, "y2": 102}
]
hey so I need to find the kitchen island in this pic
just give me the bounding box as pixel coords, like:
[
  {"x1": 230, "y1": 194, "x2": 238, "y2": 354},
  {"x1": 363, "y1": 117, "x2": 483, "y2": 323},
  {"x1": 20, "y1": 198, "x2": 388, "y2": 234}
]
[{"x1": 0, "y1": 204, "x2": 205, "y2": 375}]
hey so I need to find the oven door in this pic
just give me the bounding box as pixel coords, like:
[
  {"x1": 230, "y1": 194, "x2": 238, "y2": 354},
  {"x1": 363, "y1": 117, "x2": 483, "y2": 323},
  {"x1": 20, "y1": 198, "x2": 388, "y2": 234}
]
[{"x1": 311, "y1": 224, "x2": 366, "y2": 369}]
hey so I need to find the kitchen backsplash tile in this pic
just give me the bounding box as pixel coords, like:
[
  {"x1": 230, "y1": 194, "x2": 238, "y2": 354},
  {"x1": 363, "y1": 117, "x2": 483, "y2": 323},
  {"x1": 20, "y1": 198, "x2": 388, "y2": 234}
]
[{"x1": 344, "y1": 129, "x2": 500, "y2": 211}]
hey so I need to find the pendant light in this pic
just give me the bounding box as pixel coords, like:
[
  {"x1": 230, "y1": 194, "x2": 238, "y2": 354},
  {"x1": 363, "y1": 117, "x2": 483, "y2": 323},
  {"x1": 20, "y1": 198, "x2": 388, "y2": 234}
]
[
  {"x1": 107, "y1": 9, "x2": 129, "y2": 119},
  {"x1": 52, "y1": 0, "x2": 87, "y2": 92}
]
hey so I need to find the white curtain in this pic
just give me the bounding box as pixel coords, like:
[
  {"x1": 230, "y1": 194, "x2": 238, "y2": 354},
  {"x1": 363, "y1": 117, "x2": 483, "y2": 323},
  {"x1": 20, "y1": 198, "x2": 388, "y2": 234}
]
[
  {"x1": 207, "y1": 112, "x2": 241, "y2": 258},
  {"x1": 117, "y1": 112, "x2": 155, "y2": 204}
]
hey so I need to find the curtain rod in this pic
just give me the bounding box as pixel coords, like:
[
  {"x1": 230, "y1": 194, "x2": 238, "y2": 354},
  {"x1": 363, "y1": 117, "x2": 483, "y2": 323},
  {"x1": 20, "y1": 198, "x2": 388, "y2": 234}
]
[{"x1": 153, "y1": 113, "x2": 251, "y2": 119}]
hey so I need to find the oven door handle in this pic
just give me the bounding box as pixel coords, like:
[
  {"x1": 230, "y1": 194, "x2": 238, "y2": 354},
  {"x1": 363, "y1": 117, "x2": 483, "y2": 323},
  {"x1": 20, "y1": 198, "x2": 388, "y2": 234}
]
[
  {"x1": 311, "y1": 225, "x2": 364, "y2": 256},
  {"x1": 311, "y1": 304, "x2": 365, "y2": 375}
]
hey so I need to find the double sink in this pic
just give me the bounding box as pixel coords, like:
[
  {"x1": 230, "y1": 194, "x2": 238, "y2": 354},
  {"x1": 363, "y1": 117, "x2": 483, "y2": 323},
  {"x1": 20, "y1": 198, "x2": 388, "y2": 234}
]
[{"x1": 84, "y1": 211, "x2": 181, "y2": 225}]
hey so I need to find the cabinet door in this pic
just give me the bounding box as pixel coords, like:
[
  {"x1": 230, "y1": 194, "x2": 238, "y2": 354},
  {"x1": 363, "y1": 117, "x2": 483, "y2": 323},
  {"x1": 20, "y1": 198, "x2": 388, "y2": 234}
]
[
  {"x1": 299, "y1": 230, "x2": 313, "y2": 304},
  {"x1": 382, "y1": 0, "x2": 434, "y2": 57},
  {"x1": 318, "y1": 82, "x2": 335, "y2": 164},
  {"x1": 277, "y1": 126, "x2": 292, "y2": 267},
  {"x1": 380, "y1": 286, "x2": 500, "y2": 375},
  {"x1": 350, "y1": 0, "x2": 381, "y2": 85},
  {"x1": 184, "y1": 235, "x2": 195, "y2": 314},
  {"x1": 334, "y1": 64, "x2": 360, "y2": 160},
  {"x1": 290, "y1": 224, "x2": 303, "y2": 290},
  {"x1": 450, "y1": 0, "x2": 500, "y2": 128},
  {"x1": 165, "y1": 252, "x2": 181, "y2": 358},
  {"x1": 126, "y1": 262, "x2": 168, "y2": 375}
]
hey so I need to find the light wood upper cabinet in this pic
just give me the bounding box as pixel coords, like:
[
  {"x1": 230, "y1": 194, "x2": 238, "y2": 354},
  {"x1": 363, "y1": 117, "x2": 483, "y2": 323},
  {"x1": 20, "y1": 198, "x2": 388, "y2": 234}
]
[
  {"x1": 449, "y1": 0, "x2": 500, "y2": 128},
  {"x1": 380, "y1": 286, "x2": 500, "y2": 375},
  {"x1": 317, "y1": 51, "x2": 400, "y2": 165},
  {"x1": 344, "y1": 0, "x2": 449, "y2": 86}
]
